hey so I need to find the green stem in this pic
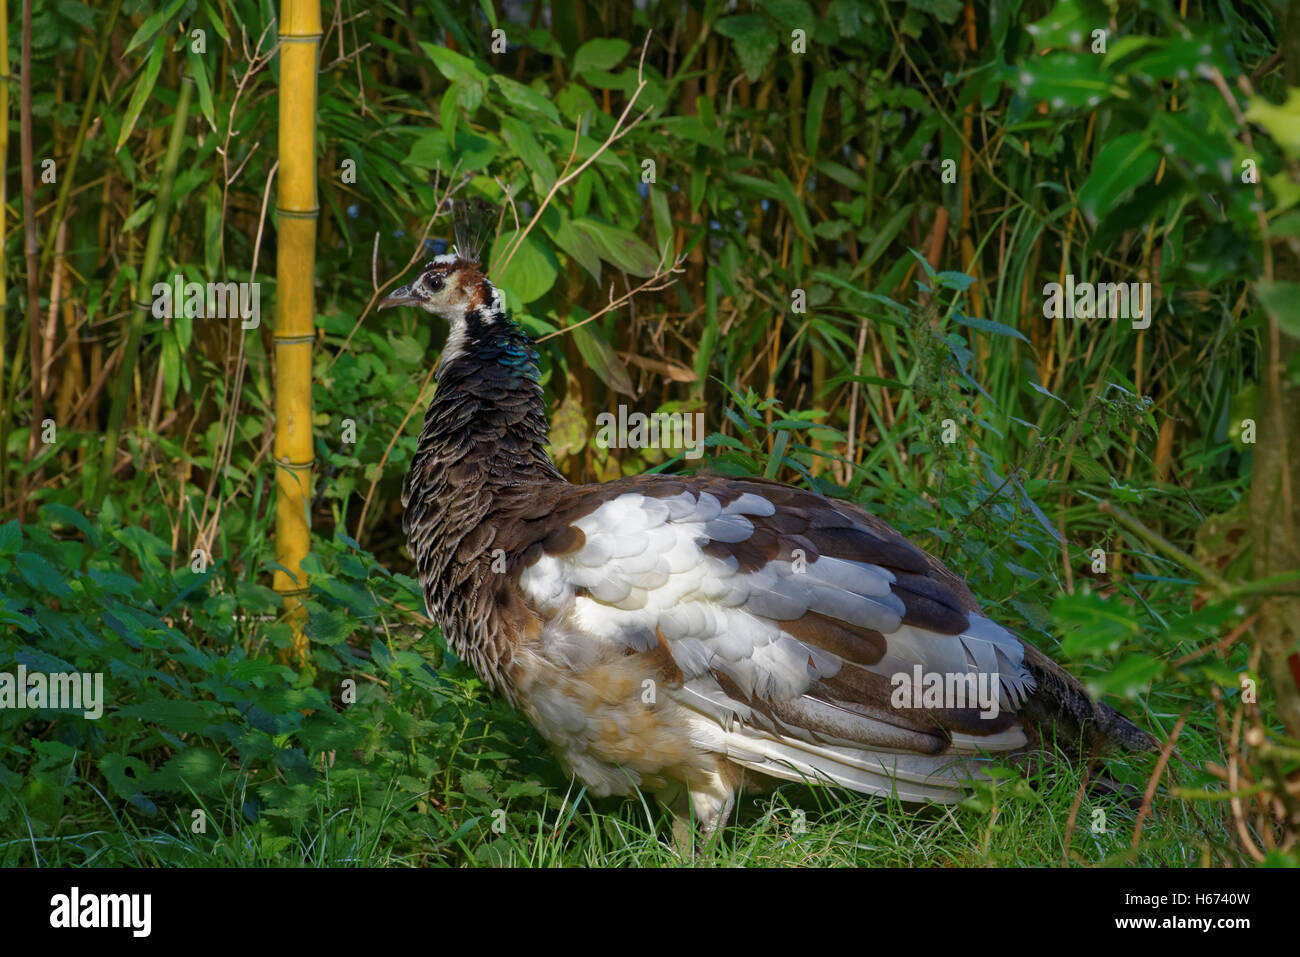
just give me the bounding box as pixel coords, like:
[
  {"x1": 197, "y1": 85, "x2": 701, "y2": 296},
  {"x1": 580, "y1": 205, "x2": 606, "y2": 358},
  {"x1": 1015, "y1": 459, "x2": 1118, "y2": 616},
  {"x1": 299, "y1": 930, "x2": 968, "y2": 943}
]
[
  {"x1": 92, "y1": 75, "x2": 193, "y2": 507},
  {"x1": 37, "y1": 0, "x2": 123, "y2": 274},
  {"x1": 1097, "y1": 499, "x2": 1234, "y2": 596}
]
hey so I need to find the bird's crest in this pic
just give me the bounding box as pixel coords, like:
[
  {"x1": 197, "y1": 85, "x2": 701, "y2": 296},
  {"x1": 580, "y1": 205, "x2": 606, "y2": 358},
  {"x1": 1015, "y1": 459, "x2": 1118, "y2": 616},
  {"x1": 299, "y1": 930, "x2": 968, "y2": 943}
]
[{"x1": 450, "y1": 197, "x2": 496, "y2": 264}]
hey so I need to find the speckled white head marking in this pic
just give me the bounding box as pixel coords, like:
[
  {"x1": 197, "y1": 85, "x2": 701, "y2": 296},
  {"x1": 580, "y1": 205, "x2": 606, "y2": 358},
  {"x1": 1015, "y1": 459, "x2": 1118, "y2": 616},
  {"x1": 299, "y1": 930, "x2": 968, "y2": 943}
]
[{"x1": 378, "y1": 255, "x2": 507, "y2": 365}]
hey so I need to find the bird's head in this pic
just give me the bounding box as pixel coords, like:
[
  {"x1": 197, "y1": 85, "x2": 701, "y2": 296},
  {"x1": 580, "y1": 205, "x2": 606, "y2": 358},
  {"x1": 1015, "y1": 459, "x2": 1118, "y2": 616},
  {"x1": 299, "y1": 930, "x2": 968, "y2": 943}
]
[{"x1": 378, "y1": 254, "x2": 501, "y2": 323}]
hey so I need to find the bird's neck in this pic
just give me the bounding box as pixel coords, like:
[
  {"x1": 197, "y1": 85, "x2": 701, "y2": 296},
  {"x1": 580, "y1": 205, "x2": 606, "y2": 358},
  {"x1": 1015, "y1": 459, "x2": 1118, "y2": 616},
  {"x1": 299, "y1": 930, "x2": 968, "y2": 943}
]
[{"x1": 418, "y1": 316, "x2": 565, "y2": 497}]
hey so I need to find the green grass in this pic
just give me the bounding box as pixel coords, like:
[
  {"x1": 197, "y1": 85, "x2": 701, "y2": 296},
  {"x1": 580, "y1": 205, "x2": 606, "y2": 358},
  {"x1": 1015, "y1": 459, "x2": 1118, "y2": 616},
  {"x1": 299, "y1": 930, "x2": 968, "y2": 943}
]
[{"x1": 0, "y1": 724, "x2": 1233, "y2": 868}]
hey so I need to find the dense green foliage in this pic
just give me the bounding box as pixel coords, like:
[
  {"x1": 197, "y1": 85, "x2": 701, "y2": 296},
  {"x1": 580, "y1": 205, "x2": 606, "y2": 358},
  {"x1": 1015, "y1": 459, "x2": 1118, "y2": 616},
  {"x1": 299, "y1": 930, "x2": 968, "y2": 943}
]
[{"x1": 2, "y1": 0, "x2": 1298, "y2": 865}]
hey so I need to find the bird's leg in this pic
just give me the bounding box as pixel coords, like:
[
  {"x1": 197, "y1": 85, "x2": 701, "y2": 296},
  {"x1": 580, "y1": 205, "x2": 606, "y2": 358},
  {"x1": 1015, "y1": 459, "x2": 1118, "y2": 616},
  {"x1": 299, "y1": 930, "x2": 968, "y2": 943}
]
[
  {"x1": 660, "y1": 776, "x2": 738, "y2": 860},
  {"x1": 659, "y1": 782, "x2": 697, "y2": 859}
]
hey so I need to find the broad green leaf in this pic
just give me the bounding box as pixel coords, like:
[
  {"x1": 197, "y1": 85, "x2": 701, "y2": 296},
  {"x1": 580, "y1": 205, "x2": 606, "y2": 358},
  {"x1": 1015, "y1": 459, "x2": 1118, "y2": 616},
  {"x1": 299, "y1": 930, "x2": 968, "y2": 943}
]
[
  {"x1": 1006, "y1": 54, "x2": 1113, "y2": 112},
  {"x1": 499, "y1": 115, "x2": 556, "y2": 193},
  {"x1": 1256, "y1": 281, "x2": 1300, "y2": 340},
  {"x1": 906, "y1": 0, "x2": 962, "y2": 23},
  {"x1": 490, "y1": 75, "x2": 561, "y2": 122},
  {"x1": 1151, "y1": 110, "x2": 1234, "y2": 185},
  {"x1": 1247, "y1": 87, "x2": 1300, "y2": 156},
  {"x1": 1023, "y1": 0, "x2": 1093, "y2": 50},
  {"x1": 571, "y1": 219, "x2": 660, "y2": 276},
  {"x1": 548, "y1": 214, "x2": 604, "y2": 283},
  {"x1": 120, "y1": 700, "x2": 216, "y2": 733},
  {"x1": 419, "y1": 42, "x2": 487, "y2": 85},
  {"x1": 489, "y1": 230, "x2": 559, "y2": 303},
  {"x1": 572, "y1": 322, "x2": 635, "y2": 395},
  {"x1": 99, "y1": 753, "x2": 153, "y2": 800},
  {"x1": 0, "y1": 520, "x2": 20, "y2": 556},
  {"x1": 714, "y1": 15, "x2": 779, "y2": 81},
  {"x1": 1079, "y1": 132, "x2": 1160, "y2": 225},
  {"x1": 573, "y1": 38, "x2": 630, "y2": 75}
]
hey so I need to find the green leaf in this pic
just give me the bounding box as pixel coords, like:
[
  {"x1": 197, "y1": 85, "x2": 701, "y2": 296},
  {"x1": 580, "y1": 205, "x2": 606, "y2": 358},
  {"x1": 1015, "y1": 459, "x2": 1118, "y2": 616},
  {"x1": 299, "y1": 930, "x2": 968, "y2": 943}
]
[
  {"x1": 306, "y1": 608, "x2": 354, "y2": 646},
  {"x1": 116, "y1": 33, "x2": 166, "y2": 152},
  {"x1": 1053, "y1": 591, "x2": 1140, "y2": 658},
  {"x1": 1079, "y1": 133, "x2": 1160, "y2": 225},
  {"x1": 572, "y1": 322, "x2": 635, "y2": 396},
  {"x1": 121, "y1": 198, "x2": 155, "y2": 233},
  {"x1": 490, "y1": 75, "x2": 561, "y2": 122},
  {"x1": 548, "y1": 213, "x2": 604, "y2": 283},
  {"x1": 571, "y1": 219, "x2": 660, "y2": 276},
  {"x1": 905, "y1": 0, "x2": 962, "y2": 23},
  {"x1": 805, "y1": 72, "x2": 831, "y2": 155},
  {"x1": 123, "y1": 0, "x2": 185, "y2": 55},
  {"x1": 440, "y1": 84, "x2": 460, "y2": 148},
  {"x1": 419, "y1": 42, "x2": 487, "y2": 86},
  {"x1": 16, "y1": 551, "x2": 73, "y2": 599},
  {"x1": 152, "y1": 748, "x2": 226, "y2": 796},
  {"x1": 0, "y1": 521, "x2": 20, "y2": 557},
  {"x1": 187, "y1": 47, "x2": 215, "y2": 129},
  {"x1": 489, "y1": 231, "x2": 559, "y2": 303},
  {"x1": 714, "y1": 15, "x2": 779, "y2": 81},
  {"x1": 1087, "y1": 654, "x2": 1162, "y2": 700},
  {"x1": 951, "y1": 313, "x2": 1031, "y2": 344},
  {"x1": 1023, "y1": 0, "x2": 1094, "y2": 50},
  {"x1": 120, "y1": 700, "x2": 215, "y2": 734},
  {"x1": 99, "y1": 753, "x2": 153, "y2": 800},
  {"x1": 573, "y1": 38, "x2": 630, "y2": 75},
  {"x1": 162, "y1": 326, "x2": 181, "y2": 408},
  {"x1": 1256, "y1": 281, "x2": 1300, "y2": 341},
  {"x1": 1150, "y1": 111, "x2": 1234, "y2": 186},
  {"x1": 1247, "y1": 88, "x2": 1300, "y2": 156},
  {"x1": 1006, "y1": 54, "x2": 1112, "y2": 112},
  {"x1": 726, "y1": 171, "x2": 814, "y2": 242},
  {"x1": 499, "y1": 115, "x2": 556, "y2": 193}
]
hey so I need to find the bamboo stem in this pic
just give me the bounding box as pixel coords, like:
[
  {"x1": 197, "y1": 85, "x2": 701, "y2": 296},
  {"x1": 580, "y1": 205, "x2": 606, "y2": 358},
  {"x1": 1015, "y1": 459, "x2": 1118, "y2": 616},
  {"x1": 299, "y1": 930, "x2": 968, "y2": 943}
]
[
  {"x1": 91, "y1": 74, "x2": 194, "y2": 506},
  {"x1": 19, "y1": 0, "x2": 39, "y2": 519},
  {"x1": 274, "y1": 0, "x2": 322, "y2": 662},
  {"x1": 36, "y1": 0, "x2": 123, "y2": 275},
  {"x1": 0, "y1": 0, "x2": 10, "y2": 502}
]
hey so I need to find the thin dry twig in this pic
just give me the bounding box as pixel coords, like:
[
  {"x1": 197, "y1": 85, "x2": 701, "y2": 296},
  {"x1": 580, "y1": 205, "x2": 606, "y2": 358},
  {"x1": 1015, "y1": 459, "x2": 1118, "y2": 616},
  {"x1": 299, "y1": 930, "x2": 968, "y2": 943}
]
[
  {"x1": 1131, "y1": 707, "x2": 1188, "y2": 851},
  {"x1": 494, "y1": 32, "x2": 655, "y2": 277},
  {"x1": 535, "y1": 253, "x2": 686, "y2": 344}
]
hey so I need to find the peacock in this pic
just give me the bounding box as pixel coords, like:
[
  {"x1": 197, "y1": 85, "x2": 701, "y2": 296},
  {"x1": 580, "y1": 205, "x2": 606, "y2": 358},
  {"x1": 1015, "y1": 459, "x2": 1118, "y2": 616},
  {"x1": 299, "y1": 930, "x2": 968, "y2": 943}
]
[{"x1": 379, "y1": 209, "x2": 1155, "y2": 836}]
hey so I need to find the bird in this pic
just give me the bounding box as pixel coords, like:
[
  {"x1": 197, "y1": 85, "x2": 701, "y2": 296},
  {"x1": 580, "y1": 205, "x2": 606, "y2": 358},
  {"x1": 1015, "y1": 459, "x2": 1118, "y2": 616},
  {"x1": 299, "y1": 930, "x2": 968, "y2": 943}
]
[{"x1": 379, "y1": 223, "x2": 1155, "y2": 838}]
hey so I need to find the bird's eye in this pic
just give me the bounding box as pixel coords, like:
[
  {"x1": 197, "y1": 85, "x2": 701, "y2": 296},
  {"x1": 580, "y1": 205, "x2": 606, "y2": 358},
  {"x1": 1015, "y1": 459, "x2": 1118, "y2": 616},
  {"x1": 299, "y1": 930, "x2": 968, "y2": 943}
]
[{"x1": 427, "y1": 276, "x2": 444, "y2": 292}]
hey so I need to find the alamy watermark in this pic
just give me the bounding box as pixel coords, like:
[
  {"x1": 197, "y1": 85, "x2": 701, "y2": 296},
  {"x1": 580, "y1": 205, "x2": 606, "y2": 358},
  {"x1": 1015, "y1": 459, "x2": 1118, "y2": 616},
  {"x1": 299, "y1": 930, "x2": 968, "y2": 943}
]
[
  {"x1": 152, "y1": 274, "x2": 260, "y2": 329},
  {"x1": 594, "y1": 405, "x2": 706, "y2": 461},
  {"x1": 1043, "y1": 274, "x2": 1153, "y2": 330},
  {"x1": 50, "y1": 887, "x2": 150, "y2": 937},
  {"x1": 0, "y1": 665, "x2": 104, "y2": 719},
  {"x1": 890, "y1": 666, "x2": 1002, "y2": 719}
]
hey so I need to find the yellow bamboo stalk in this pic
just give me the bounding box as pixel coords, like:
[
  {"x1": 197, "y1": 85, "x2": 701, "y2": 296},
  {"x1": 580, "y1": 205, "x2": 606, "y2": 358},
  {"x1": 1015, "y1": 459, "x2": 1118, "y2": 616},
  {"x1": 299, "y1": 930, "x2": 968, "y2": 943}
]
[{"x1": 275, "y1": 0, "x2": 321, "y2": 661}]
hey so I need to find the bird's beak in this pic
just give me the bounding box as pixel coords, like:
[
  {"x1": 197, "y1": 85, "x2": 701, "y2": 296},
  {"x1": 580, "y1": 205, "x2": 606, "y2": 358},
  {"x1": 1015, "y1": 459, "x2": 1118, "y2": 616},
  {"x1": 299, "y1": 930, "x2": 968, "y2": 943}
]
[{"x1": 378, "y1": 284, "x2": 416, "y2": 310}]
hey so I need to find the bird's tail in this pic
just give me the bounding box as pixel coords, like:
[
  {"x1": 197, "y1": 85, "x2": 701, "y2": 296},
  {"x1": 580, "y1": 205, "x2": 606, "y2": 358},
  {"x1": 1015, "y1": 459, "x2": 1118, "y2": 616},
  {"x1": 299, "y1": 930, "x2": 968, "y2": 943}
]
[{"x1": 1017, "y1": 642, "x2": 1158, "y2": 756}]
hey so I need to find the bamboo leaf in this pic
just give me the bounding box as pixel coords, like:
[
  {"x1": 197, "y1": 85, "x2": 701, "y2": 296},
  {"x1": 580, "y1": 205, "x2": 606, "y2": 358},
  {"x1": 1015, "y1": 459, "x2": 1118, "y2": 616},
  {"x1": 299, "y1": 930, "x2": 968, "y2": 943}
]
[
  {"x1": 572, "y1": 323, "x2": 635, "y2": 396},
  {"x1": 116, "y1": 33, "x2": 166, "y2": 153},
  {"x1": 123, "y1": 0, "x2": 184, "y2": 55},
  {"x1": 187, "y1": 48, "x2": 215, "y2": 129}
]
